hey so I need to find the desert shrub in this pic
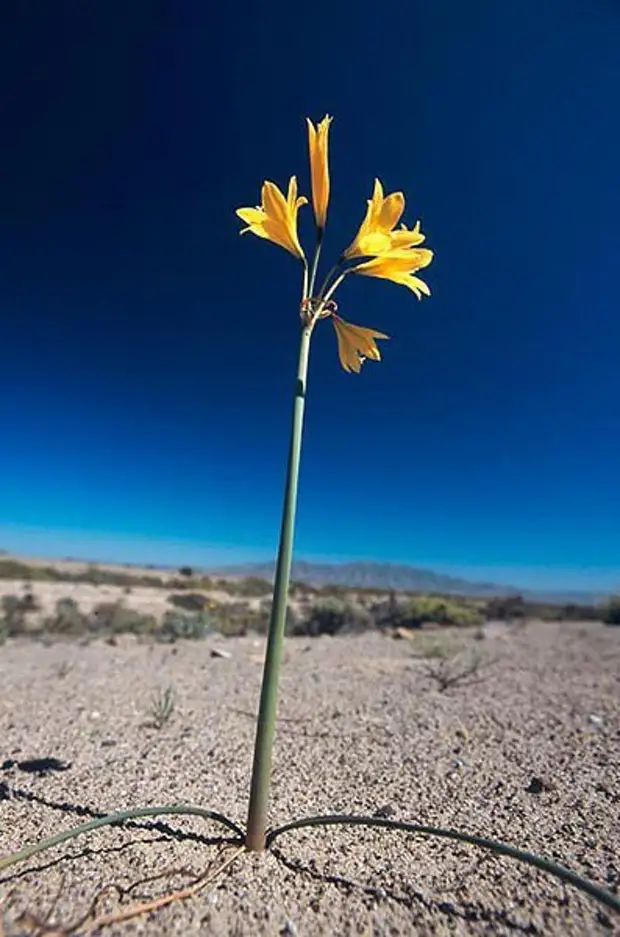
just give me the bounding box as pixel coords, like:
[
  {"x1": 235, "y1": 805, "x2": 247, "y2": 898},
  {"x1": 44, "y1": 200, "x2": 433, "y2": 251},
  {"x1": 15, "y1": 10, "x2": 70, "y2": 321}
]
[
  {"x1": 45, "y1": 597, "x2": 90, "y2": 635},
  {"x1": 316, "y1": 584, "x2": 350, "y2": 598},
  {"x1": 216, "y1": 617, "x2": 248, "y2": 637},
  {"x1": 147, "y1": 686, "x2": 175, "y2": 728},
  {"x1": 1, "y1": 596, "x2": 23, "y2": 635},
  {"x1": 227, "y1": 577, "x2": 273, "y2": 598},
  {"x1": 484, "y1": 595, "x2": 527, "y2": 621},
  {"x1": 157, "y1": 610, "x2": 214, "y2": 642},
  {"x1": 18, "y1": 591, "x2": 39, "y2": 612},
  {"x1": 75, "y1": 565, "x2": 167, "y2": 589},
  {"x1": 289, "y1": 580, "x2": 318, "y2": 599},
  {"x1": 396, "y1": 595, "x2": 483, "y2": 630},
  {"x1": 167, "y1": 592, "x2": 208, "y2": 612},
  {"x1": 178, "y1": 566, "x2": 194, "y2": 578},
  {"x1": 293, "y1": 597, "x2": 372, "y2": 637},
  {"x1": 249, "y1": 603, "x2": 299, "y2": 636},
  {"x1": 88, "y1": 601, "x2": 158, "y2": 635},
  {"x1": 369, "y1": 591, "x2": 411, "y2": 629},
  {"x1": 601, "y1": 595, "x2": 620, "y2": 626},
  {"x1": 0, "y1": 559, "x2": 40, "y2": 581},
  {"x1": 555, "y1": 602, "x2": 601, "y2": 621},
  {"x1": 424, "y1": 648, "x2": 490, "y2": 691},
  {"x1": 210, "y1": 601, "x2": 267, "y2": 637},
  {"x1": 0, "y1": 593, "x2": 41, "y2": 636},
  {"x1": 0, "y1": 559, "x2": 172, "y2": 589}
]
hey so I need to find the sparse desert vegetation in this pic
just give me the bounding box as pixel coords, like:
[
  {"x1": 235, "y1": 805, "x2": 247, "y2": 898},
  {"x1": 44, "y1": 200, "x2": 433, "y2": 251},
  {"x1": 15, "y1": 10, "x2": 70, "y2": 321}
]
[
  {"x1": 0, "y1": 554, "x2": 618, "y2": 936},
  {"x1": 1, "y1": 617, "x2": 618, "y2": 934},
  {"x1": 601, "y1": 594, "x2": 620, "y2": 625},
  {"x1": 0, "y1": 555, "x2": 613, "y2": 645}
]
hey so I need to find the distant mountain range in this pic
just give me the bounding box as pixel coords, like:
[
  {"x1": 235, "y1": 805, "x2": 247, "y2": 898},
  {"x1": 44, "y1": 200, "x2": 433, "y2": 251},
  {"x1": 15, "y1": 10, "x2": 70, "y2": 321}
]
[{"x1": 210, "y1": 560, "x2": 610, "y2": 605}]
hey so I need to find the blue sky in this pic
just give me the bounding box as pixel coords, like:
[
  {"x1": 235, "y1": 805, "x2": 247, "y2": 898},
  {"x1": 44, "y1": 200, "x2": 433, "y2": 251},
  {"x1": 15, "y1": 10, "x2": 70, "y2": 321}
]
[{"x1": 0, "y1": 0, "x2": 619, "y2": 592}]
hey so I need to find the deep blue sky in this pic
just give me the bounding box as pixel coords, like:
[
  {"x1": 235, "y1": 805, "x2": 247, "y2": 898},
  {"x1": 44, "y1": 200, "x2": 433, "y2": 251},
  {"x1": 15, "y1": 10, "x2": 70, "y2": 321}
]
[{"x1": 1, "y1": 0, "x2": 619, "y2": 591}]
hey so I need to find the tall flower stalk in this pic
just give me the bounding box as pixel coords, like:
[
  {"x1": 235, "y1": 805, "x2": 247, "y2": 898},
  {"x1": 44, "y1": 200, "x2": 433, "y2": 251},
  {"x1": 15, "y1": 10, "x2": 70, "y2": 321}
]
[
  {"x1": 237, "y1": 116, "x2": 434, "y2": 849},
  {"x1": 1, "y1": 116, "x2": 619, "y2": 927},
  {"x1": 244, "y1": 320, "x2": 313, "y2": 850}
]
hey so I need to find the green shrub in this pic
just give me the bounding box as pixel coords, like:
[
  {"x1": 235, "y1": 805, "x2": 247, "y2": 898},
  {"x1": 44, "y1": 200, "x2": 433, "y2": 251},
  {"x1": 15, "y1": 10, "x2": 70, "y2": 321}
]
[
  {"x1": 293, "y1": 597, "x2": 372, "y2": 636},
  {"x1": 601, "y1": 595, "x2": 620, "y2": 626},
  {"x1": 45, "y1": 597, "x2": 90, "y2": 635},
  {"x1": 0, "y1": 559, "x2": 40, "y2": 581},
  {"x1": 88, "y1": 601, "x2": 158, "y2": 636},
  {"x1": 74, "y1": 565, "x2": 168, "y2": 589},
  {"x1": 0, "y1": 558, "x2": 175, "y2": 590},
  {"x1": 1, "y1": 593, "x2": 40, "y2": 636},
  {"x1": 249, "y1": 603, "x2": 299, "y2": 636},
  {"x1": 397, "y1": 595, "x2": 483, "y2": 629},
  {"x1": 167, "y1": 592, "x2": 208, "y2": 612},
  {"x1": 228, "y1": 577, "x2": 273, "y2": 598},
  {"x1": 210, "y1": 601, "x2": 267, "y2": 637},
  {"x1": 157, "y1": 610, "x2": 214, "y2": 642}
]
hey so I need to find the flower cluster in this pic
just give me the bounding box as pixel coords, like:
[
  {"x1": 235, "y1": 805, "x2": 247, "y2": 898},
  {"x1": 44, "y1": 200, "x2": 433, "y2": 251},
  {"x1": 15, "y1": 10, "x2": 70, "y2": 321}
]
[{"x1": 237, "y1": 116, "x2": 433, "y2": 374}]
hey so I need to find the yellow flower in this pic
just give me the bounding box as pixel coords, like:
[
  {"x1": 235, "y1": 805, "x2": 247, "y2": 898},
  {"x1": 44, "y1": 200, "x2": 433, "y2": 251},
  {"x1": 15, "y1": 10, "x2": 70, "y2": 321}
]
[
  {"x1": 307, "y1": 115, "x2": 333, "y2": 230},
  {"x1": 352, "y1": 248, "x2": 433, "y2": 298},
  {"x1": 331, "y1": 315, "x2": 389, "y2": 374},
  {"x1": 236, "y1": 177, "x2": 307, "y2": 260},
  {"x1": 343, "y1": 179, "x2": 426, "y2": 259}
]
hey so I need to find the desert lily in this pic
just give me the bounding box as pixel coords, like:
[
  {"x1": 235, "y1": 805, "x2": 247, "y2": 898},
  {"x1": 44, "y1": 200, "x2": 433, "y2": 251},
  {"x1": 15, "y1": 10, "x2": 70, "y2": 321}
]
[
  {"x1": 307, "y1": 115, "x2": 333, "y2": 230},
  {"x1": 237, "y1": 177, "x2": 307, "y2": 260},
  {"x1": 236, "y1": 115, "x2": 433, "y2": 849},
  {"x1": 343, "y1": 177, "x2": 429, "y2": 258},
  {"x1": 2, "y1": 117, "x2": 618, "y2": 927}
]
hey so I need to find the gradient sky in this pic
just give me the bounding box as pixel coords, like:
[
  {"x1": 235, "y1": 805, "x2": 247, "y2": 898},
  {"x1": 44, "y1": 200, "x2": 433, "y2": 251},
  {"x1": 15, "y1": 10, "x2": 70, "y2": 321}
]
[{"x1": 1, "y1": 0, "x2": 619, "y2": 592}]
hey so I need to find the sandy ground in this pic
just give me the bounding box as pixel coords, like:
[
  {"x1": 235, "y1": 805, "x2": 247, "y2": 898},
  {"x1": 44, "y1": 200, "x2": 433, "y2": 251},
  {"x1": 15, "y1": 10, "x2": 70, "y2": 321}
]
[{"x1": 0, "y1": 620, "x2": 618, "y2": 936}]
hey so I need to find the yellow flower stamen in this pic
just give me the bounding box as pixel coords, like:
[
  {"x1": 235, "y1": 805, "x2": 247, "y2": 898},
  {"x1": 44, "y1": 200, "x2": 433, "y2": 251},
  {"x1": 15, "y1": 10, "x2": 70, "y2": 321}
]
[
  {"x1": 307, "y1": 115, "x2": 333, "y2": 230},
  {"x1": 237, "y1": 177, "x2": 307, "y2": 260}
]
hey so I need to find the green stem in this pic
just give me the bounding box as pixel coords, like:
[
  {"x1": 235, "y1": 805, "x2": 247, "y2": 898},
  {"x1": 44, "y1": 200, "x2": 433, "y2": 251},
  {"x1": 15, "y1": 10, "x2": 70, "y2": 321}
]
[
  {"x1": 322, "y1": 270, "x2": 348, "y2": 305},
  {"x1": 315, "y1": 263, "x2": 341, "y2": 301},
  {"x1": 307, "y1": 231, "x2": 324, "y2": 299},
  {"x1": 266, "y1": 814, "x2": 620, "y2": 915},
  {"x1": 245, "y1": 324, "x2": 313, "y2": 851},
  {"x1": 0, "y1": 805, "x2": 245, "y2": 873}
]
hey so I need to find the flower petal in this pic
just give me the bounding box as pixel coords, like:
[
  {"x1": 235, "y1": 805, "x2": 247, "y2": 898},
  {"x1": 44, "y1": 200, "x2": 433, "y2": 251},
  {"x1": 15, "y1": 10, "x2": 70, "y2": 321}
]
[
  {"x1": 377, "y1": 191, "x2": 405, "y2": 231},
  {"x1": 262, "y1": 181, "x2": 289, "y2": 223},
  {"x1": 390, "y1": 220, "x2": 426, "y2": 248},
  {"x1": 343, "y1": 179, "x2": 423, "y2": 260},
  {"x1": 236, "y1": 207, "x2": 266, "y2": 225},
  {"x1": 307, "y1": 115, "x2": 332, "y2": 229},
  {"x1": 355, "y1": 248, "x2": 434, "y2": 275},
  {"x1": 331, "y1": 316, "x2": 389, "y2": 374},
  {"x1": 237, "y1": 178, "x2": 307, "y2": 259}
]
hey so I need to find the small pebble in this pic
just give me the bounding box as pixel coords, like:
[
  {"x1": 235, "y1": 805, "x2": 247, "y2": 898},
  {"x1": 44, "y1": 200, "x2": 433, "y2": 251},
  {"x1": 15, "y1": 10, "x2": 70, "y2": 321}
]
[
  {"x1": 374, "y1": 804, "x2": 396, "y2": 818},
  {"x1": 210, "y1": 648, "x2": 232, "y2": 659}
]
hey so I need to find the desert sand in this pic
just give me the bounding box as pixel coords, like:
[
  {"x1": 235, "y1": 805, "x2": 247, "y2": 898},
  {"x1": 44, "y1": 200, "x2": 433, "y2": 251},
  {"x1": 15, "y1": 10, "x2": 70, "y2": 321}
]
[{"x1": 1, "y1": 620, "x2": 618, "y2": 935}]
